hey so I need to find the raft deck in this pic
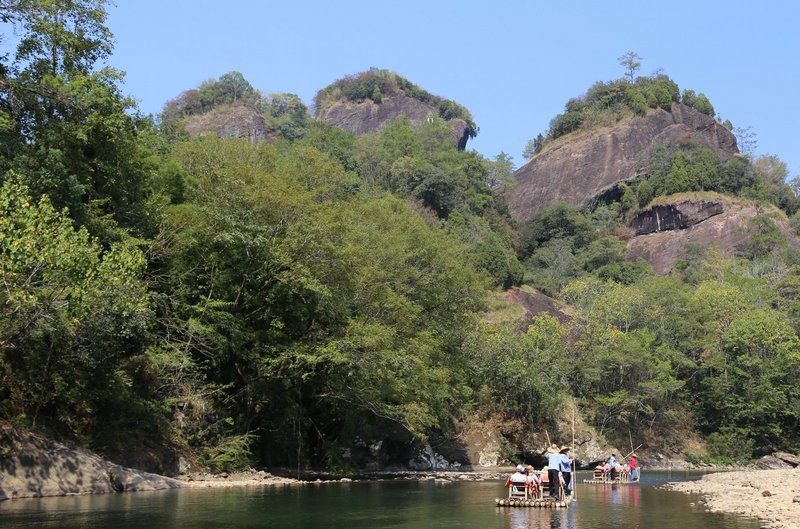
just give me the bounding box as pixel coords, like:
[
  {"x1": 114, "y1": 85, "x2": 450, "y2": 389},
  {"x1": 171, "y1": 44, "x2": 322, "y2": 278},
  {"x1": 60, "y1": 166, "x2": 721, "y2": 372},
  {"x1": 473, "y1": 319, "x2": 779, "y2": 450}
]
[
  {"x1": 494, "y1": 497, "x2": 572, "y2": 508},
  {"x1": 582, "y1": 478, "x2": 639, "y2": 484}
]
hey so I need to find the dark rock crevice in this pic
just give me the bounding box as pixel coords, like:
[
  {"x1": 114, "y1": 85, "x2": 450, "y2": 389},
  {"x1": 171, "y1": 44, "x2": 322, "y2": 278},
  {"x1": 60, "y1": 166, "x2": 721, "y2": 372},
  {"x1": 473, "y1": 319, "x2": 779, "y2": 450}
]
[{"x1": 630, "y1": 199, "x2": 726, "y2": 235}]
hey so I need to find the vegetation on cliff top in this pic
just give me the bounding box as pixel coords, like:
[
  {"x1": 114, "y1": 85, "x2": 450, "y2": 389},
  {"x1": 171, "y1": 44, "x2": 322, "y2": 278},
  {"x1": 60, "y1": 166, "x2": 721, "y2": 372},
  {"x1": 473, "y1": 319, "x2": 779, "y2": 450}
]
[
  {"x1": 160, "y1": 71, "x2": 310, "y2": 142},
  {"x1": 524, "y1": 52, "x2": 721, "y2": 159},
  {"x1": 314, "y1": 68, "x2": 478, "y2": 140}
]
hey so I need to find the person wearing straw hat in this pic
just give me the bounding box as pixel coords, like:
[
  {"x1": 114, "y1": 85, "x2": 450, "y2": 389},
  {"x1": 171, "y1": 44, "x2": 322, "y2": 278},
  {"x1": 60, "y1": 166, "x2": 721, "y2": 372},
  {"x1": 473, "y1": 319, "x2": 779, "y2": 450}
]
[
  {"x1": 546, "y1": 444, "x2": 563, "y2": 499},
  {"x1": 559, "y1": 446, "x2": 573, "y2": 496},
  {"x1": 628, "y1": 453, "x2": 638, "y2": 481}
]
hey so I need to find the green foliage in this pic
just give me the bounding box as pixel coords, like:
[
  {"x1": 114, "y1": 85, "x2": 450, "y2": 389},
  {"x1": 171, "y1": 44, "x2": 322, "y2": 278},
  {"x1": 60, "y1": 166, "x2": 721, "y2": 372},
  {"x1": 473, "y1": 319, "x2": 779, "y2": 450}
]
[
  {"x1": 543, "y1": 71, "x2": 686, "y2": 144},
  {"x1": 522, "y1": 134, "x2": 545, "y2": 159},
  {"x1": 736, "y1": 212, "x2": 787, "y2": 260},
  {"x1": 465, "y1": 316, "x2": 568, "y2": 425},
  {"x1": 699, "y1": 308, "x2": 800, "y2": 453},
  {"x1": 0, "y1": 181, "x2": 152, "y2": 441},
  {"x1": 519, "y1": 202, "x2": 595, "y2": 261},
  {"x1": 635, "y1": 142, "x2": 757, "y2": 206},
  {"x1": 259, "y1": 92, "x2": 309, "y2": 141},
  {"x1": 201, "y1": 433, "x2": 256, "y2": 471},
  {"x1": 149, "y1": 136, "x2": 488, "y2": 463},
  {"x1": 6, "y1": 3, "x2": 800, "y2": 471},
  {"x1": 618, "y1": 51, "x2": 642, "y2": 83}
]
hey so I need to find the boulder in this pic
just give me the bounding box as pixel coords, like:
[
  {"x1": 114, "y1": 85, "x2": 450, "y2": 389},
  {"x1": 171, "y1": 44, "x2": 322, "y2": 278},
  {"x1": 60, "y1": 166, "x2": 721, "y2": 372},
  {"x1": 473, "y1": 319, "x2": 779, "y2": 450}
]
[
  {"x1": 754, "y1": 455, "x2": 794, "y2": 470},
  {"x1": 0, "y1": 426, "x2": 185, "y2": 500},
  {"x1": 773, "y1": 452, "x2": 800, "y2": 467},
  {"x1": 508, "y1": 103, "x2": 738, "y2": 223},
  {"x1": 505, "y1": 286, "x2": 571, "y2": 327}
]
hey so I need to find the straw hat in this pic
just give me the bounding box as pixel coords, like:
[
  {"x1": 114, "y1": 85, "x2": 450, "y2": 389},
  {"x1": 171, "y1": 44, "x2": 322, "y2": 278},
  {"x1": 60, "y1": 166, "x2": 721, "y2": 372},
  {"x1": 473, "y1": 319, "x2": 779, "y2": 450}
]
[
  {"x1": 559, "y1": 445, "x2": 570, "y2": 453},
  {"x1": 546, "y1": 443, "x2": 560, "y2": 454}
]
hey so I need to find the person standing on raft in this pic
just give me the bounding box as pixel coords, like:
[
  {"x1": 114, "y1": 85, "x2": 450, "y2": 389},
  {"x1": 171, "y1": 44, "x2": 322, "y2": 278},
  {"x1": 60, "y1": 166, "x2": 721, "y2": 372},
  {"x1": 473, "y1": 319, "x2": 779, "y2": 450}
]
[
  {"x1": 559, "y1": 446, "x2": 573, "y2": 495},
  {"x1": 608, "y1": 453, "x2": 618, "y2": 481},
  {"x1": 628, "y1": 453, "x2": 638, "y2": 481},
  {"x1": 546, "y1": 444, "x2": 564, "y2": 499}
]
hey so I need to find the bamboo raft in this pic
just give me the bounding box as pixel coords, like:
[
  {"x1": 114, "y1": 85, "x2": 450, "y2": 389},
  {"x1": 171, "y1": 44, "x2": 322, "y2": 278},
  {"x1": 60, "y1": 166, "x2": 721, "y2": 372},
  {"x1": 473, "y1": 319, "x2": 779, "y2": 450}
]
[
  {"x1": 583, "y1": 468, "x2": 639, "y2": 484},
  {"x1": 494, "y1": 497, "x2": 571, "y2": 508}
]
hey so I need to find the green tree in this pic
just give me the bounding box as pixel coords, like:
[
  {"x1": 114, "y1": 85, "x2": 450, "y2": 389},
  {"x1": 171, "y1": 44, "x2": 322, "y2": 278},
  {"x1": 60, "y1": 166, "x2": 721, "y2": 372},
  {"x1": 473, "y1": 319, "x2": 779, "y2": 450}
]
[
  {"x1": 1, "y1": 0, "x2": 151, "y2": 235},
  {"x1": 522, "y1": 134, "x2": 544, "y2": 159},
  {"x1": 618, "y1": 51, "x2": 642, "y2": 83},
  {"x1": 700, "y1": 309, "x2": 800, "y2": 456}
]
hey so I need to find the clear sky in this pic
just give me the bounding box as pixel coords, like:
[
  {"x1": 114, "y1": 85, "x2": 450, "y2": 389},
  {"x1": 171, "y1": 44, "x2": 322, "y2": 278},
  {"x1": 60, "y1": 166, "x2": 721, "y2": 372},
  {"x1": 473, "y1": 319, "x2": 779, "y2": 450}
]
[{"x1": 106, "y1": 0, "x2": 799, "y2": 176}]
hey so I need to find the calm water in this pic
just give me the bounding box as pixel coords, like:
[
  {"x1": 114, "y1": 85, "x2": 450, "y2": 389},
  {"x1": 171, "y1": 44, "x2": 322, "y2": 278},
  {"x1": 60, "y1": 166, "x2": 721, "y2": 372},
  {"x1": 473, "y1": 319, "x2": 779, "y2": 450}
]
[{"x1": 0, "y1": 471, "x2": 762, "y2": 529}]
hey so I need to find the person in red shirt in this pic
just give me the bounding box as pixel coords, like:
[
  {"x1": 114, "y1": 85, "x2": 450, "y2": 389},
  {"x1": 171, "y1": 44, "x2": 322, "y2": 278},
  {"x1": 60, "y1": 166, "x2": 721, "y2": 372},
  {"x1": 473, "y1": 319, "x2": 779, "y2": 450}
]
[{"x1": 628, "y1": 453, "x2": 639, "y2": 481}]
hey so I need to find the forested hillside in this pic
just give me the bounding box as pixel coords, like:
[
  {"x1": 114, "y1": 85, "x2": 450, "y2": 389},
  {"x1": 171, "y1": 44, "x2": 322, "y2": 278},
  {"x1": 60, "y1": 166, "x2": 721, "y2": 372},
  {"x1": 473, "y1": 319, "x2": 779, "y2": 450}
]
[{"x1": 1, "y1": 2, "x2": 799, "y2": 475}]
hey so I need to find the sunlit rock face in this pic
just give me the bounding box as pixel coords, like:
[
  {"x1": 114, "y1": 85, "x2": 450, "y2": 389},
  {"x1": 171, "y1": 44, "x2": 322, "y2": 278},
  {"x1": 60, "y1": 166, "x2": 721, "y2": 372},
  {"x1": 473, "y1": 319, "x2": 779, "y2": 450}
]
[
  {"x1": 316, "y1": 94, "x2": 471, "y2": 150},
  {"x1": 508, "y1": 103, "x2": 738, "y2": 224},
  {"x1": 627, "y1": 199, "x2": 798, "y2": 274}
]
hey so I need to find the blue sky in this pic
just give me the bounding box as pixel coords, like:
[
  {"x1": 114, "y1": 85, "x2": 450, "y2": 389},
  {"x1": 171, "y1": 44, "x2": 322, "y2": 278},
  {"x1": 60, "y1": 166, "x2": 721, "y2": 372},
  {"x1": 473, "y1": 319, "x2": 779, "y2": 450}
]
[{"x1": 106, "y1": 0, "x2": 799, "y2": 176}]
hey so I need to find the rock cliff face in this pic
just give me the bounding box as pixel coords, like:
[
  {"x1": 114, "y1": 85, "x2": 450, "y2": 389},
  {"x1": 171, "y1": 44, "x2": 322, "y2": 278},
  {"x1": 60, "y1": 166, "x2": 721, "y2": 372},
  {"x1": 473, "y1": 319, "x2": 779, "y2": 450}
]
[
  {"x1": 627, "y1": 197, "x2": 797, "y2": 274},
  {"x1": 508, "y1": 103, "x2": 738, "y2": 223},
  {"x1": 316, "y1": 93, "x2": 471, "y2": 150},
  {"x1": 182, "y1": 103, "x2": 268, "y2": 143}
]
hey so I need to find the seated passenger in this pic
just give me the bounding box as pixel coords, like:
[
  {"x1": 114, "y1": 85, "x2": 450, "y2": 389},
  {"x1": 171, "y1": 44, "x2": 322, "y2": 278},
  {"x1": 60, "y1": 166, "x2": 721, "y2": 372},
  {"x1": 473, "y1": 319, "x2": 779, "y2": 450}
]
[{"x1": 505, "y1": 464, "x2": 527, "y2": 487}]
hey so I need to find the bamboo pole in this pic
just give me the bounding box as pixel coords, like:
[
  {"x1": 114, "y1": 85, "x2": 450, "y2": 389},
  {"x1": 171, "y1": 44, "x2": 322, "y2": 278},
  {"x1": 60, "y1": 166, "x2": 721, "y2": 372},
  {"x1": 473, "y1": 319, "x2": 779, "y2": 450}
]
[
  {"x1": 623, "y1": 444, "x2": 642, "y2": 459},
  {"x1": 572, "y1": 405, "x2": 577, "y2": 500}
]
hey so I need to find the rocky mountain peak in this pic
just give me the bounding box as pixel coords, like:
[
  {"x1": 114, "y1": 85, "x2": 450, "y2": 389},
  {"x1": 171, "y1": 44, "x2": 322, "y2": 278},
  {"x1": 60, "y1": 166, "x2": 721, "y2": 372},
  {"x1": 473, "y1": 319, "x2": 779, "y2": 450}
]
[{"x1": 508, "y1": 103, "x2": 738, "y2": 224}]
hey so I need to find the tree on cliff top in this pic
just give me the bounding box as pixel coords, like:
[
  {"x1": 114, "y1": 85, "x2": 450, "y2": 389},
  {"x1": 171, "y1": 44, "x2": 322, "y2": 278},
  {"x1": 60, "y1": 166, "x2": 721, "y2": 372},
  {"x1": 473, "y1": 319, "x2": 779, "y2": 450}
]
[{"x1": 618, "y1": 51, "x2": 642, "y2": 83}]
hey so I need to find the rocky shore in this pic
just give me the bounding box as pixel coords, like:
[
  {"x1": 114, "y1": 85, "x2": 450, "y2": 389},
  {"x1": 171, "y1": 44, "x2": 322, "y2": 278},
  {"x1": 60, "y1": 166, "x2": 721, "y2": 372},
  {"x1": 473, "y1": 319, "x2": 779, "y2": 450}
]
[{"x1": 666, "y1": 468, "x2": 800, "y2": 529}]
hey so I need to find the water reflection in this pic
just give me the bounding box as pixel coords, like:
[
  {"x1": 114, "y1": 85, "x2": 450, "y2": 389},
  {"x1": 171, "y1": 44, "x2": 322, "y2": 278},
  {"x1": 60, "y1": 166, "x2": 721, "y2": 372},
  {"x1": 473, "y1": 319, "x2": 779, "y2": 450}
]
[{"x1": 501, "y1": 504, "x2": 575, "y2": 529}]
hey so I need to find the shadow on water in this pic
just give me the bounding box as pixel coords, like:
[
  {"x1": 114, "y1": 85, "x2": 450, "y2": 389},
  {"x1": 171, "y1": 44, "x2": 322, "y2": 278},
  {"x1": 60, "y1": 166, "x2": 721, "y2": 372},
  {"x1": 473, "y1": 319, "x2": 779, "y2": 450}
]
[{"x1": 0, "y1": 471, "x2": 763, "y2": 529}]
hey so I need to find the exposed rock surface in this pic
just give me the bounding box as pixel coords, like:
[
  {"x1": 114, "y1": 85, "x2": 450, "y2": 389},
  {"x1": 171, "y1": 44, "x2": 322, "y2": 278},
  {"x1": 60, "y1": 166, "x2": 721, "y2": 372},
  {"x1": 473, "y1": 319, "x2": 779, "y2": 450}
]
[
  {"x1": 508, "y1": 103, "x2": 738, "y2": 223},
  {"x1": 182, "y1": 102, "x2": 268, "y2": 143},
  {"x1": 775, "y1": 452, "x2": 800, "y2": 467},
  {"x1": 627, "y1": 199, "x2": 796, "y2": 274},
  {"x1": 316, "y1": 93, "x2": 471, "y2": 149},
  {"x1": 757, "y1": 456, "x2": 796, "y2": 470},
  {"x1": 505, "y1": 286, "x2": 572, "y2": 327},
  {"x1": 0, "y1": 426, "x2": 185, "y2": 500}
]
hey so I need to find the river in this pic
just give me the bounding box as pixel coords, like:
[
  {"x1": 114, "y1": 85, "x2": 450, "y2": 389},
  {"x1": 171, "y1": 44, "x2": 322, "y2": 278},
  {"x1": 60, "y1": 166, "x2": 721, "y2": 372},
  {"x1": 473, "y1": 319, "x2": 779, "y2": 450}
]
[{"x1": 0, "y1": 471, "x2": 761, "y2": 528}]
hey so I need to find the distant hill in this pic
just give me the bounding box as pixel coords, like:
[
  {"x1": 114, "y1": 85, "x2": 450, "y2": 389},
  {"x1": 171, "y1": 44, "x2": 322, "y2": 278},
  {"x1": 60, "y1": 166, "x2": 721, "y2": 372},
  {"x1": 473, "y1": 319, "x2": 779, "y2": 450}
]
[
  {"x1": 160, "y1": 71, "x2": 309, "y2": 143},
  {"x1": 313, "y1": 69, "x2": 477, "y2": 150}
]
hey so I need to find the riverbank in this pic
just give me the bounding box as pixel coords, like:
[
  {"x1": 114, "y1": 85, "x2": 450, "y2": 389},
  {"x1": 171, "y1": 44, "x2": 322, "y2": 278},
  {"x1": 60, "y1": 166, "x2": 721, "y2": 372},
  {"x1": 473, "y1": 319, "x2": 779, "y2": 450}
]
[
  {"x1": 175, "y1": 469, "x2": 507, "y2": 489},
  {"x1": 666, "y1": 468, "x2": 800, "y2": 529}
]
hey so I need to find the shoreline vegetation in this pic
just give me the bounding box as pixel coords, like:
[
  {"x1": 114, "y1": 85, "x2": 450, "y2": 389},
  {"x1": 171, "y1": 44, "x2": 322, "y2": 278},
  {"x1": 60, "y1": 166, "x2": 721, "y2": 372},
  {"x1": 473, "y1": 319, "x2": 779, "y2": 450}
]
[{"x1": 665, "y1": 468, "x2": 800, "y2": 529}]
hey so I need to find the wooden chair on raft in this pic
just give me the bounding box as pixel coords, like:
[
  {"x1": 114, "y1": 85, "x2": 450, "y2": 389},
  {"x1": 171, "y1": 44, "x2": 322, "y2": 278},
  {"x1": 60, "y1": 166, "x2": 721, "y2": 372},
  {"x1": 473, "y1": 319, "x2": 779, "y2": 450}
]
[{"x1": 508, "y1": 479, "x2": 532, "y2": 500}]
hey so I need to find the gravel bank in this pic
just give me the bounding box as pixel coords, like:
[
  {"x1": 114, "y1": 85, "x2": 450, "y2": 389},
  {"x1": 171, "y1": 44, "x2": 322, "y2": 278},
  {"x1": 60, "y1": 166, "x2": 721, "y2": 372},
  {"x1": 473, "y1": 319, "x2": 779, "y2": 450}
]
[{"x1": 666, "y1": 468, "x2": 800, "y2": 529}]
